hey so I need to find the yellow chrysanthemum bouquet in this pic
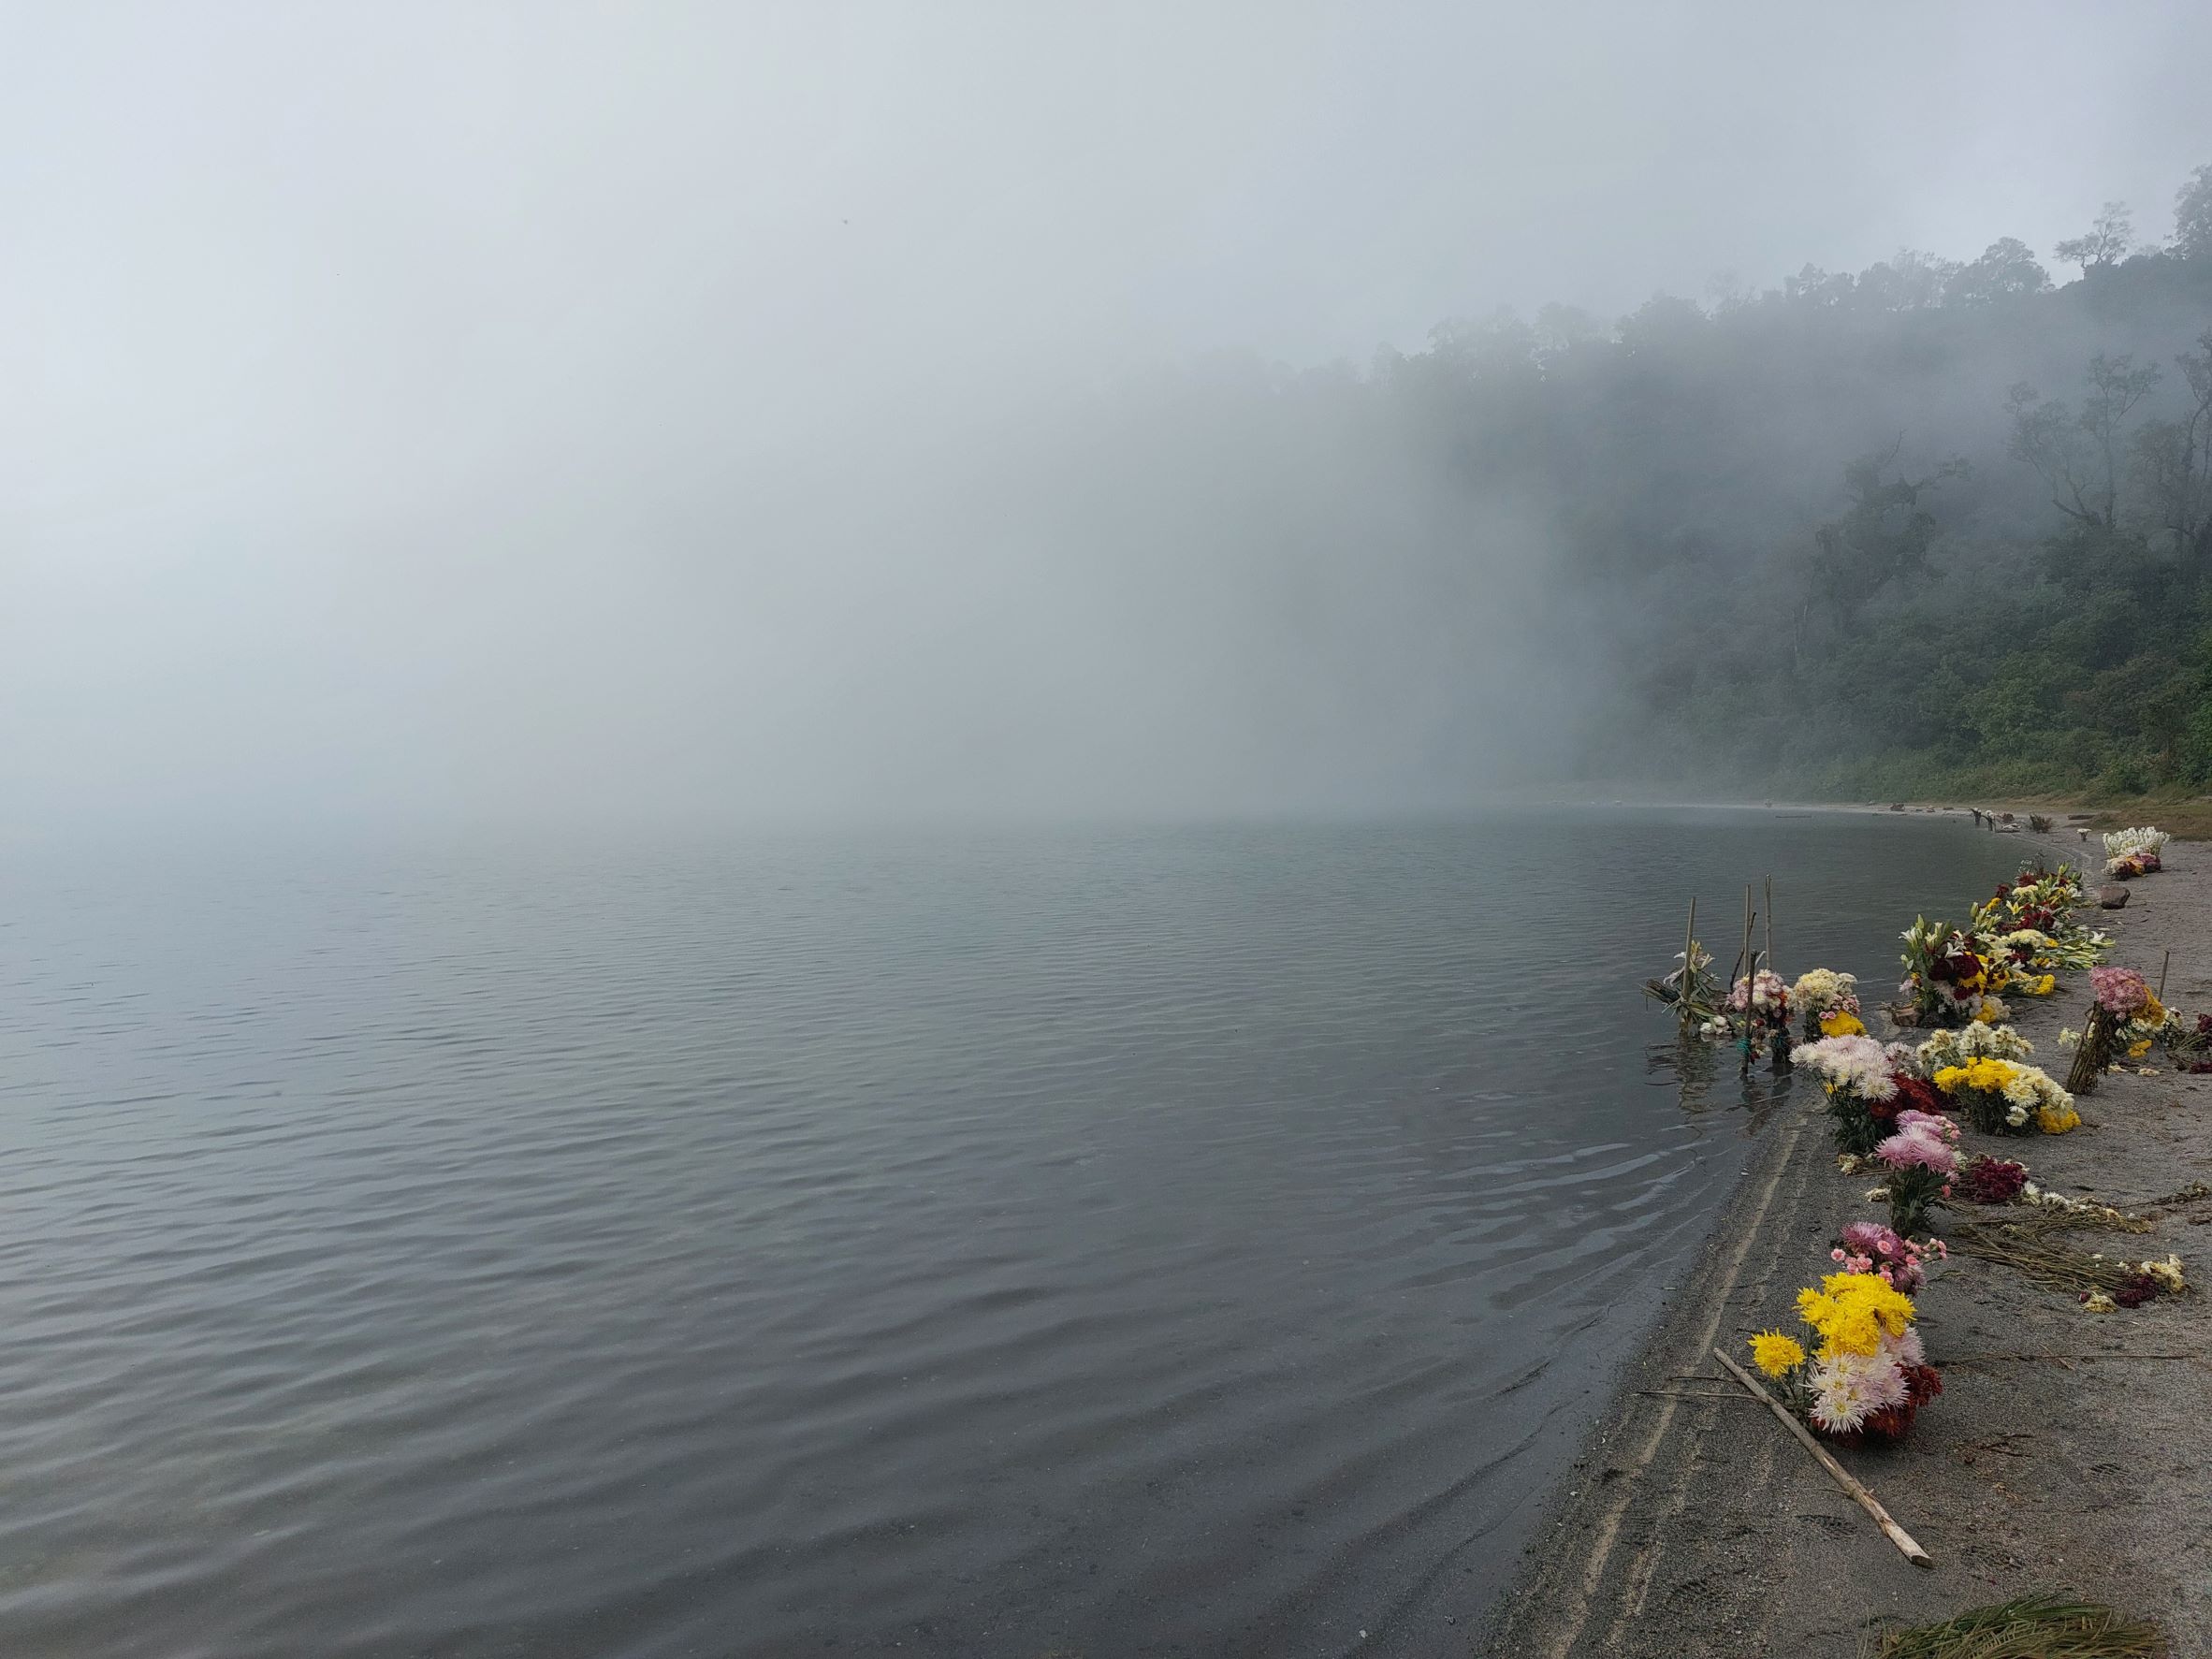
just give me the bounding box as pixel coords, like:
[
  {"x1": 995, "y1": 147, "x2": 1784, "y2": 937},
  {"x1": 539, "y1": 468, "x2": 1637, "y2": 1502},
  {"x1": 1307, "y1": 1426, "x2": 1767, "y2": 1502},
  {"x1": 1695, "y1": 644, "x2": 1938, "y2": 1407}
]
[
  {"x1": 1791, "y1": 968, "x2": 1862, "y2": 1043},
  {"x1": 1744, "y1": 1271, "x2": 1941, "y2": 1444},
  {"x1": 1930, "y1": 1055, "x2": 2079, "y2": 1136}
]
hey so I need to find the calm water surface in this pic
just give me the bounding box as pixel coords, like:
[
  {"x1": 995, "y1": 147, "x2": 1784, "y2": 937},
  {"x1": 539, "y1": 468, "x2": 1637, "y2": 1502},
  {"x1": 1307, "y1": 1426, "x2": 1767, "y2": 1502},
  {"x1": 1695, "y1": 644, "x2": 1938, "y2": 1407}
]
[{"x1": 0, "y1": 810, "x2": 2022, "y2": 1657}]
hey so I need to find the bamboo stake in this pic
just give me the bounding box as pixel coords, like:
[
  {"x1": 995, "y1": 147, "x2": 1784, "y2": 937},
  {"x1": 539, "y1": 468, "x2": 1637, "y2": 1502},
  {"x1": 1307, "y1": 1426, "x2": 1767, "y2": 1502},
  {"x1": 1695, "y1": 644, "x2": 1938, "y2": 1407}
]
[
  {"x1": 1739, "y1": 886, "x2": 1756, "y2": 1069},
  {"x1": 2158, "y1": 949, "x2": 2171, "y2": 1002},
  {"x1": 1680, "y1": 897, "x2": 1699, "y2": 1031},
  {"x1": 1764, "y1": 874, "x2": 1775, "y2": 986},
  {"x1": 1711, "y1": 1347, "x2": 1932, "y2": 1568},
  {"x1": 1766, "y1": 873, "x2": 1791, "y2": 1068}
]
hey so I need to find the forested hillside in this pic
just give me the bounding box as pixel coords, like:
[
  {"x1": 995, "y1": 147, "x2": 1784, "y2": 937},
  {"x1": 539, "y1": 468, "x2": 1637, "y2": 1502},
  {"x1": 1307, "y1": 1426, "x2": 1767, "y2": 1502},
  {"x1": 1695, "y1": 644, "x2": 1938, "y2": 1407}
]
[
  {"x1": 1375, "y1": 170, "x2": 2212, "y2": 798},
  {"x1": 842, "y1": 165, "x2": 2212, "y2": 813},
  {"x1": 1061, "y1": 167, "x2": 2212, "y2": 805}
]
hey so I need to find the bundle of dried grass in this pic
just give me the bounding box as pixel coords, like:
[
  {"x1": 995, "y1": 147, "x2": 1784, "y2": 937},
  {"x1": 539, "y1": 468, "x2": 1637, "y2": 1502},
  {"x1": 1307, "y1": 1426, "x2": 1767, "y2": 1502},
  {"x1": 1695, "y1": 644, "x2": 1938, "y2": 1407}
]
[
  {"x1": 2066, "y1": 1003, "x2": 2119, "y2": 1095},
  {"x1": 1866, "y1": 1591, "x2": 2165, "y2": 1657},
  {"x1": 1945, "y1": 1211, "x2": 2159, "y2": 1297}
]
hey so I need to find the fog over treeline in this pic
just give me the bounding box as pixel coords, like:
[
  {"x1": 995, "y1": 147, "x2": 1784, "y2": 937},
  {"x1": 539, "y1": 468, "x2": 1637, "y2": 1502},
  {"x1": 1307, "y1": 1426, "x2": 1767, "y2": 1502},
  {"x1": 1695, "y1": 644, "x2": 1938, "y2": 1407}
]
[{"x1": 9, "y1": 6, "x2": 2212, "y2": 830}]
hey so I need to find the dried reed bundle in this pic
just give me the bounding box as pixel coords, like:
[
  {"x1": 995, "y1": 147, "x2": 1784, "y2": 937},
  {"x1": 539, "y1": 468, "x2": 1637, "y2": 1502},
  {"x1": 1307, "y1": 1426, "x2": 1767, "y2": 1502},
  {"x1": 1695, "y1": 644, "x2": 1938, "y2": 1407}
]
[{"x1": 1866, "y1": 1591, "x2": 2165, "y2": 1658}]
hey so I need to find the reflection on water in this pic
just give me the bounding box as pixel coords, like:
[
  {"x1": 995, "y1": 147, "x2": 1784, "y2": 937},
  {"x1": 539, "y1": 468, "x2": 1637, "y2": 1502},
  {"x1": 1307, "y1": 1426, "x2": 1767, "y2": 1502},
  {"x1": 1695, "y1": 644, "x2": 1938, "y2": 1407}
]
[
  {"x1": 0, "y1": 810, "x2": 2020, "y2": 1659},
  {"x1": 1647, "y1": 1036, "x2": 1801, "y2": 1127}
]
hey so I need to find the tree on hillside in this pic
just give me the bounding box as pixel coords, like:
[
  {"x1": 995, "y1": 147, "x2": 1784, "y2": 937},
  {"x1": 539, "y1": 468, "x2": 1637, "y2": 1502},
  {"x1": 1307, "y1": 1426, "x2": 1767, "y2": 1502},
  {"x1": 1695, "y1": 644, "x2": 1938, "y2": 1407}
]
[
  {"x1": 1794, "y1": 445, "x2": 1965, "y2": 659},
  {"x1": 1783, "y1": 264, "x2": 1855, "y2": 308},
  {"x1": 2130, "y1": 331, "x2": 2212, "y2": 560},
  {"x1": 1427, "y1": 308, "x2": 1539, "y2": 384},
  {"x1": 1945, "y1": 238, "x2": 2053, "y2": 305},
  {"x1": 2173, "y1": 164, "x2": 2212, "y2": 258},
  {"x1": 2056, "y1": 202, "x2": 2132, "y2": 271},
  {"x1": 2008, "y1": 354, "x2": 2162, "y2": 529},
  {"x1": 1855, "y1": 249, "x2": 1957, "y2": 311},
  {"x1": 1615, "y1": 294, "x2": 1708, "y2": 356},
  {"x1": 1533, "y1": 302, "x2": 1606, "y2": 353}
]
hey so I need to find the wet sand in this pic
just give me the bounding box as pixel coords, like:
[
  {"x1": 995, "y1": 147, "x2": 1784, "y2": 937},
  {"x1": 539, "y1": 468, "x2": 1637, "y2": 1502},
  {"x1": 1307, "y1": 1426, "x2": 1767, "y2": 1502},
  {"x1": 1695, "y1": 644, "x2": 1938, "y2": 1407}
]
[{"x1": 1481, "y1": 822, "x2": 2212, "y2": 1657}]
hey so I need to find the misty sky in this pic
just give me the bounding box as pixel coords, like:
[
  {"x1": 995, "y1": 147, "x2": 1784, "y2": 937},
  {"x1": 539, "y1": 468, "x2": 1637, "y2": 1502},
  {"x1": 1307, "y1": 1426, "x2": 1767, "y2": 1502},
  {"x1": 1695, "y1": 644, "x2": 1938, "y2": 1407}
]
[{"x1": 8, "y1": 3, "x2": 2212, "y2": 829}]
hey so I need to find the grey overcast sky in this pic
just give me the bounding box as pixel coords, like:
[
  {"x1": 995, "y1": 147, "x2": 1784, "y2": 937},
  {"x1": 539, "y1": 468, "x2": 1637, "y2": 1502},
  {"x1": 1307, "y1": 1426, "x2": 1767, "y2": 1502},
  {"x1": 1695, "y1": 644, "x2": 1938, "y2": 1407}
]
[{"x1": 7, "y1": 3, "x2": 2212, "y2": 829}]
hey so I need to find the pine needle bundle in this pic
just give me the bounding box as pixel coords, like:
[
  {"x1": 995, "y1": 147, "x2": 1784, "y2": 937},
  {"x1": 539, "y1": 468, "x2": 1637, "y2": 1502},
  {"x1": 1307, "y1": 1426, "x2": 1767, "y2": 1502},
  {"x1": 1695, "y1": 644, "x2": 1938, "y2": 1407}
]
[{"x1": 1867, "y1": 1592, "x2": 2165, "y2": 1658}]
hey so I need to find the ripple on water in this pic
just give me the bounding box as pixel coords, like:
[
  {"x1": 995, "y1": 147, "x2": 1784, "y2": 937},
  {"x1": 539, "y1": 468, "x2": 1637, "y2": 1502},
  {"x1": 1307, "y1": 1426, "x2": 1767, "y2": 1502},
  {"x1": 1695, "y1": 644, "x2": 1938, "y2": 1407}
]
[{"x1": 0, "y1": 812, "x2": 2026, "y2": 1657}]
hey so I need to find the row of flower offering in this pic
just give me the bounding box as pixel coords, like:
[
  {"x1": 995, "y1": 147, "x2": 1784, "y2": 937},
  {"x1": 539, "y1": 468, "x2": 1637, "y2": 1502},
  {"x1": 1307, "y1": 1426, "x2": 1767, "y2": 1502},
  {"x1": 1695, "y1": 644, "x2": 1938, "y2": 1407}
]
[{"x1": 1706, "y1": 846, "x2": 2155, "y2": 1459}]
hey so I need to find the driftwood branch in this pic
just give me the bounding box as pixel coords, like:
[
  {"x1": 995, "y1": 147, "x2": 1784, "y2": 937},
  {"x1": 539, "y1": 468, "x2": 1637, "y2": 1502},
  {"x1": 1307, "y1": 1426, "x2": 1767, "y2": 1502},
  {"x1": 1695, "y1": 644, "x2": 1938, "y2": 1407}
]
[{"x1": 1711, "y1": 1347, "x2": 1932, "y2": 1568}]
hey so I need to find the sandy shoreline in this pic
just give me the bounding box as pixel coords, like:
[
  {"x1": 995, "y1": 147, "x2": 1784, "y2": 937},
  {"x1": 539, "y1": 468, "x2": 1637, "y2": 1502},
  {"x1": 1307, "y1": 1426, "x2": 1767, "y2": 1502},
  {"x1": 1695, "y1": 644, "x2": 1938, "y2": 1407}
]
[{"x1": 1478, "y1": 822, "x2": 2212, "y2": 1657}]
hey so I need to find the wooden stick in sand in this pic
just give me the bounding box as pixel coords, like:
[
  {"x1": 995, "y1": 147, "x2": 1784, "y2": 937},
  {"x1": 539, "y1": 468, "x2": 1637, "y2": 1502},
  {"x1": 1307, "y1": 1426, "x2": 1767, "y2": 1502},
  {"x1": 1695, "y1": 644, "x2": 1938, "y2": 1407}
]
[
  {"x1": 1712, "y1": 1347, "x2": 1931, "y2": 1568},
  {"x1": 2159, "y1": 949, "x2": 2171, "y2": 1002}
]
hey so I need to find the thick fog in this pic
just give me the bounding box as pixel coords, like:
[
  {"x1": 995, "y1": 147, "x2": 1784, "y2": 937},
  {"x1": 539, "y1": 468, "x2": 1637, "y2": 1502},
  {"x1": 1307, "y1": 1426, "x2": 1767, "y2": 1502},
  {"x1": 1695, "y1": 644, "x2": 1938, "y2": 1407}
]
[{"x1": 7, "y1": 3, "x2": 2212, "y2": 830}]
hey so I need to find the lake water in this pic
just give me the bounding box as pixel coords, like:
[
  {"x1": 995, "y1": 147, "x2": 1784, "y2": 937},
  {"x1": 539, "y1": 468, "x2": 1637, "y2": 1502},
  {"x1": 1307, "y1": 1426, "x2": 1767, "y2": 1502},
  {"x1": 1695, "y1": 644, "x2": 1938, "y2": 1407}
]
[{"x1": 0, "y1": 810, "x2": 2024, "y2": 1658}]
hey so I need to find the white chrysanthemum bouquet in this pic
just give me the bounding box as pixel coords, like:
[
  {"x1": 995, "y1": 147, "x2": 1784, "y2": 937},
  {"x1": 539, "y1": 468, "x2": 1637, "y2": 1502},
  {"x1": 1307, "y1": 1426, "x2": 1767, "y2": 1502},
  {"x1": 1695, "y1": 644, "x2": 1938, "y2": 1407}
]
[{"x1": 2103, "y1": 826, "x2": 2167, "y2": 879}]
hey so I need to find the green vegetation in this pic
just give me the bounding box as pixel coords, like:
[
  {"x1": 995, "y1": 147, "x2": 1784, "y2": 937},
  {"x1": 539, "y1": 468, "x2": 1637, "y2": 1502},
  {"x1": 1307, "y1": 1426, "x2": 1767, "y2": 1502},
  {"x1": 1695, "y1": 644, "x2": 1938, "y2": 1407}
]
[{"x1": 1586, "y1": 181, "x2": 2212, "y2": 801}]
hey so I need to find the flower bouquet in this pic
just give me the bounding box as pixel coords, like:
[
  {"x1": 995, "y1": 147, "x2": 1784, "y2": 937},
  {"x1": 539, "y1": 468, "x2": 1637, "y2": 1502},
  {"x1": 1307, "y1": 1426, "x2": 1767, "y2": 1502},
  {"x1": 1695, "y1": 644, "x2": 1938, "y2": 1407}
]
[
  {"x1": 2083, "y1": 1255, "x2": 2190, "y2": 1313},
  {"x1": 1745, "y1": 1272, "x2": 1942, "y2": 1446},
  {"x1": 1897, "y1": 916, "x2": 1991, "y2": 1026},
  {"x1": 1791, "y1": 968, "x2": 1863, "y2": 1041},
  {"x1": 2103, "y1": 827, "x2": 2168, "y2": 880},
  {"x1": 2066, "y1": 967, "x2": 2162, "y2": 1093},
  {"x1": 2163, "y1": 1011, "x2": 2212, "y2": 1074},
  {"x1": 1952, "y1": 1154, "x2": 2030, "y2": 1205},
  {"x1": 1722, "y1": 968, "x2": 1791, "y2": 1055},
  {"x1": 1983, "y1": 865, "x2": 2109, "y2": 969},
  {"x1": 1828, "y1": 1219, "x2": 1943, "y2": 1292},
  {"x1": 2117, "y1": 1002, "x2": 2185, "y2": 1068},
  {"x1": 1999, "y1": 860, "x2": 2086, "y2": 915},
  {"x1": 1930, "y1": 1055, "x2": 2079, "y2": 1136},
  {"x1": 1966, "y1": 912, "x2": 2060, "y2": 997},
  {"x1": 1870, "y1": 1110, "x2": 1958, "y2": 1237},
  {"x1": 1644, "y1": 938, "x2": 1722, "y2": 1032},
  {"x1": 1915, "y1": 1023, "x2": 2033, "y2": 1070},
  {"x1": 1794, "y1": 1034, "x2": 1903, "y2": 1155}
]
